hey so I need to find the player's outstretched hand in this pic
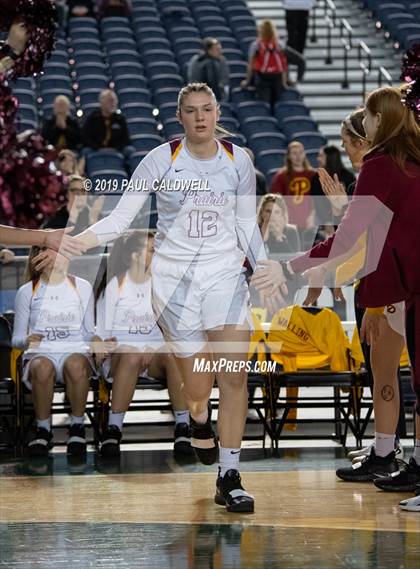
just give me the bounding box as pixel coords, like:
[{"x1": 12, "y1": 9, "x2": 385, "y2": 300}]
[
  {"x1": 251, "y1": 260, "x2": 288, "y2": 296},
  {"x1": 43, "y1": 227, "x2": 86, "y2": 257}
]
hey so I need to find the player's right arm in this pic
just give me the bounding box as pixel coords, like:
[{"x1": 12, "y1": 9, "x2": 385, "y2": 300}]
[{"x1": 12, "y1": 283, "x2": 40, "y2": 350}]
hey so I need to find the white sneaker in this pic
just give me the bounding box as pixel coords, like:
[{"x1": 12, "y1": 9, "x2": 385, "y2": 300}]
[
  {"x1": 348, "y1": 442, "x2": 374, "y2": 461},
  {"x1": 399, "y1": 495, "x2": 420, "y2": 512}
]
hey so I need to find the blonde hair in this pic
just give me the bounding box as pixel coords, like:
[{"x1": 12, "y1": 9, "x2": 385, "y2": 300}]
[
  {"x1": 176, "y1": 82, "x2": 233, "y2": 139},
  {"x1": 259, "y1": 19, "x2": 278, "y2": 43},
  {"x1": 285, "y1": 141, "x2": 312, "y2": 175},
  {"x1": 365, "y1": 85, "x2": 420, "y2": 171},
  {"x1": 257, "y1": 193, "x2": 289, "y2": 227}
]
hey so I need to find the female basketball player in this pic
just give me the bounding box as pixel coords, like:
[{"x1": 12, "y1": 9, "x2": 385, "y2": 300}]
[
  {"x1": 70, "y1": 83, "x2": 273, "y2": 513},
  {"x1": 254, "y1": 86, "x2": 420, "y2": 494},
  {"x1": 12, "y1": 246, "x2": 98, "y2": 457},
  {"x1": 95, "y1": 229, "x2": 192, "y2": 458}
]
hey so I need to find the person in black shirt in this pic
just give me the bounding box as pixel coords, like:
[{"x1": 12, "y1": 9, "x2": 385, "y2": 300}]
[
  {"x1": 187, "y1": 38, "x2": 230, "y2": 101},
  {"x1": 81, "y1": 90, "x2": 131, "y2": 155},
  {"x1": 42, "y1": 175, "x2": 104, "y2": 235},
  {"x1": 257, "y1": 193, "x2": 301, "y2": 255},
  {"x1": 42, "y1": 95, "x2": 81, "y2": 152},
  {"x1": 97, "y1": 0, "x2": 131, "y2": 18},
  {"x1": 311, "y1": 144, "x2": 356, "y2": 242}
]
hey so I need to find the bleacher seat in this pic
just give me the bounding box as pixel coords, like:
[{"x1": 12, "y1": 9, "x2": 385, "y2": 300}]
[
  {"x1": 130, "y1": 121, "x2": 160, "y2": 138},
  {"x1": 118, "y1": 88, "x2": 151, "y2": 106},
  {"x1": 40, "y1": 76, "x2": 72, "y2": 92},
  {"x1": 130, "y1": 151, "x2": 148, "y2": 173},
  {"x1": 122, "y1": 103, "x2": 155, "y2": 119},
  {"x1": 163, "y1": 118, "x2": 185, "y2": 139},
  {"x1": 158, "y1": 103, "x2": 178, "y2": 121},
  {"x1": 138, "y1": 38, "x2": 172, "y2": 53},
  {"x1": 236, "y1": 101, "x2": 271, "y2": 119},
  {"x1": 150, "y1": 74, "x2": 184, "y2": 91},
  {"x1": 77, "y1": 76, "x2": 109, "y2": 91},
  {"x1": 69, "y1": 17, "x2": 97, "y2": 29},
  {"x1": 293, "y1": 132, "x2": 327, "y2": 149},
  {"x1": 242, "y1": 116, "x2": 279, "y2": 136},
  {"x1": 144, "y1": 49, "x2": 176, "y2": 63},
  {"x1": 113, "y1": 75, "x2": 148, "y2": 91},
  {"x1": 86, "y1": 151, "x2": 126, "y2": 176},
  {"x1": 275, "y1": 101, "x2": 309, "y2": 120},
  {"x1": 130, "y1": 134, "x2": 163, "y2": 152},
  {"x1": 111, "y1": 61, "x2": 144, "y2": 76},
  {"x1": 154, "y1": 87, "x2": 181, "y2": 105},
  {"x1": 256, "y1": 149, "x2": 287, "y2": 174},
  {"x1": 73, "y1": 50, "x2": 104, "y2": 64},
  {"x1": 147, "y1": 61, "x2": 181, "y2": 77},
  {"x1": 281, "y1": 116, "x2": 319, "y2": 138},
  {"x1": 248, "y1": 132, "x2": 288, "y2": 153}
]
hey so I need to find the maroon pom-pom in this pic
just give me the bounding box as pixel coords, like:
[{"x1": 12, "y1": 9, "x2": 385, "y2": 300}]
[{"x1": 400, "y1": 43, "x2": 420, "y2": 122}]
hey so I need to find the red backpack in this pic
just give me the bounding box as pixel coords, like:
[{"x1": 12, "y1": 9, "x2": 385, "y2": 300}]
[{"x1": 253, "y1": 40, "x2": 288, "y2": 74}]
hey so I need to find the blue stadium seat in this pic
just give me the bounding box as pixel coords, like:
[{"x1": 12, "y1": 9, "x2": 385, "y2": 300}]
[
  {"x1": 48, "y1": 50, "x2": 69, "y2": 64},
  {"x1": 71, "y1": 38, "x2": 102, "y2": 52},
  {"x1": 144, "y1": 49, "x2": 176, "y2": 63},
  {"x1": 193, "y1": 7, "x2": 223, "y2": 18},
  {"x1": 17, "y1": 105, "x2": 37, "y2": 123},
  {"x1": 122, "y1": 103, "x2": 155, "y2": 119},
  {"x1": 105, "y1": 38, "x2": 137, "y2": 52},
  {"x1": 150, "y1": 74, "x2": 184, "y2": 91},
  {"x1": 256, "y1": 149, "x2": 286, "y2": 175},
  {"x1": 138, "y1": 38, "x2": 172, "y2": 53},
  {"x1": 13, "y1": 89, "x2": 36, "y2": 107},
  {"x1": 397, "y1": 23, "x2": 420, "y2": 46},
  {"x1": 219, "y1": 117, "x2": 240, "y2": 132},
  {"x1": 118, "y1": 88, "x2": 151, "y2": 106},
  {"x1": 114, "y1": 75, "x2": 148, "y2": 91},
  {"x1": 146, "y1": 61, "x2": 181, "y2": 77},
  {"x1": 293, "y1": 132, "x2": 327, "y2": 149},
  {"x1": 130, "y1": 151, "x2": 149, "y2": 174},
  {"x1": 158, "y1": 103, "x2": 178, "y2": 121},
  {"x1": 41, "y1": 89, "x2": 73, "y2": 108},
  {"x1": 76, "y1": 62, "x2": 109, "y2": 77},
  {"x1": 230, "y1": 87, "x2": 255, "y2": 104},
  {"x1": 86, "y1": 151, "x2": 125, "y2": 176},
  {"x1": 168, "y1": 26, "x2": 201, "y2": 41},
  {"x1": 128, "y1": 118, "x2": 158, "y2": 135},
  {"x1": 17, "y1": 118, "x2": 38, "y2": 132},
  {"x1": 154, "y1": 88, "x2": 181, "y2": 105},
  {"x1": 163, "y1": 118, "x2": 185, "y2": 139},
  {"x1": 305, "y1": 149, "x2": 321, "y2": 168},
  {"x1": 248, "y1": 132, "x2": 288, "y2": 153},
  {"x1": 236, "y1": 101, "x2": 271, "y2": 119},
  {"x1": 223, "y1": 134, "x2": 246, "y2": 146},
  {"x1": 72, "y1": 50, "x2": 104, "y2": 64},
  {"x1": 79, "y1": 90, "x2": 102, "y2": 108},
  {"x1": 70, "y1": 28, "x2": 100, "y2": 41},
  {"x1": 201, "y1": 26, "x2": 232, "y2": 37},
  {"x1": 277, "y1": 89, "x2": 303, "y2": 102},
  {"x1": 69, "y1": 17, "x2": 97, "y2": 29},
  {"x1": 133, "y1": 26, "x2": 168, "y2": 40},
  {"x1": 132, "y1": 16, "x2": 163, "y2": 28},
  {"x1": 101, "y1": 17, "x2": 131, "y2": 28},
  {"x1": 219, "y1": 102, "x2": 235, "y2": 117},
  {"x1": 242, "y1": 116, "x2": 279, "y2": 136},
  {"x1": 43, "y1": 62, "x2": 71, "y2": 75},
  {"x1": 177, "y1": 49, "x2": 200, "y2": 67},
  {"x1": 77, "y1": 76, "x2": 109, "y2": 91},
  {"x1": 111, "y1": 61, "x2": 144, "y2": 76},
  {"x1": 281, "y1": 116, "x2": 318, "y2": 138},
  {"x1": 172, "y1": 38, "x2": 202, "y2": 53},
  {"x1": 131, "y1": 134, "x2": 163, "y2": 152},
  {"x1": 90, "y1": 170, "x2": 128, "y2": 191},
  {"x1": 229, "y1": 15, "x2": 256, "y2": 31},
  {"x1": 131, "y1": 6, "x2": 159, "y2": 18},
  {"x1": 274, "y1": 101, "x2": 309, "y2": 119},
  {"x1": 223, "y1": 48, "x2": 245, "y2": 61},
  {"x1": 40, "y1": 76, "x2": 72, "y2": 92},
  {"x1": 228, "y1": 61, "x2": 248, "y2": 76},
  {"x1": 102, "y1": 27, "x2": 135, "y2": 41}
]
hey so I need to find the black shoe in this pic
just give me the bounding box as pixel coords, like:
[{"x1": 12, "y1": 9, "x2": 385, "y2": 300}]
[
  {"x1": 27, "y1": 427, "x2": 53, "y2": 458},
  {"x1": 336, "y1": 448, "x2": 399, "y2": 482},
  {"x1": 374, "y1": 457, "x2": 420, "y2": 492},
  {"x1": 100, "y1": 425, "x2": 122, "y2": 458},
  {"x1": 215, "y1": 469, "x2": 254, "y2": 513},
  {"x1": 67, "y1": 424, "x2": 87, "y2": 456},
  {"x1": 190, "y1": 401, "x2": 218, "y2": 465},
  {"x1": 174, "y1": 423, "x2": 195, "y2": 456}
]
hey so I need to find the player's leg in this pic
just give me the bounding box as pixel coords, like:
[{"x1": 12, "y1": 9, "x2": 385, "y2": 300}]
[
  {"x1": 26, "y1": 356, "x2": 56, "y2": 457},
  {"x1": 207, "y1": 324, "x2": 254, "y2": 513},
  {"x1": 62, "y1": 353, "x2": 91, "y2": 455},
  {"x1": 148, "y1": 352, "x2": 193, "y2": 456}
]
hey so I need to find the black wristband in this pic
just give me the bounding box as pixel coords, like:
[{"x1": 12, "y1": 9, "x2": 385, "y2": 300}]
[
  {"x1": 280, "y1": 260, "x2": 294, "y2": 281},
  {"x1": 0, "y1": 42, "x2": 19, "y2": 61}
]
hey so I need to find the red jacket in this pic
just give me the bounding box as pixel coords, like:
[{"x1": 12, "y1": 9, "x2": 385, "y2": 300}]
[{"x1": 290, "y1": 151, "x2": 420, "y2": 307}]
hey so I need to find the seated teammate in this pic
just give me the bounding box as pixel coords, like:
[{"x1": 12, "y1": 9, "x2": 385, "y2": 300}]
[
  {"x1": 12, "y1": 247, "x2": 98, "y2": 457},
  {"x1": 95, "y1": 230, "x2": 192, "y2": 458}
]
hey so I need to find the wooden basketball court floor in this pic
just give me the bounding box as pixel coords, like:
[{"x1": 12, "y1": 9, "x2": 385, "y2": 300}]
[{"x1": 1, "y1": 445, "x2": 420, "y2": 568}]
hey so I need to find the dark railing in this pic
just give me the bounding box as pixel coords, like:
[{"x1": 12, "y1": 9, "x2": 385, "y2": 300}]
[
  {"x1": 358, "y1": 40, "x2": 372, "y2": 100},
  {"x1": 340, "y1": 19, "x2": 353, "y2": 88},
  {"x1": 378, "y1": 65, "x2": 393, "y2": 87},
  {"x1": 324, "y1": 0, "x2": 337, "y2": 64}
]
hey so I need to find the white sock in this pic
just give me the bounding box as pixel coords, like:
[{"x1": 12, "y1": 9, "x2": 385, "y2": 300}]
[
  {"x1": 412, "y1": 440, "x2": 420, "y2": 465},
  {"x1": 174, "y1": 410, "x2": 190, "y2": 426},
  {"x1": 37, "y1": 418, "x2": 51, "y2": 431},
  {"x1": 109, "y1": 411, "x2": 125, "y2": 430},
  {"x1": 219, "y1": 446, "x2": 241, "y2": 477},
  {"x1": 375, "y1": 432, "x2": 395, "y2": 457},
  {"x1": 70, "y1": 414, "x2": 84, "y2": 426}
]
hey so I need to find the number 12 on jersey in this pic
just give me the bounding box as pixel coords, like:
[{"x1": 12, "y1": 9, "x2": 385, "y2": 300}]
[{"x1": 188, "y1": 210, "x2": 219, "y2": 238}]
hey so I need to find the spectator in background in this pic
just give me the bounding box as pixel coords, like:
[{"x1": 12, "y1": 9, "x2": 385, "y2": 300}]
[
  {"x1": 241, "y1": 20, "x2": 288, "y2": 111},
  {"x1": 311, "y1": 145, "x2": 355, "y2": 240},
  {"x1": 42, "y1": 175, "x2": 104, "y2": 235},
  {"x1": 243, "y1": 148, "x2": 267, "y2": 200},
  {"x1": 258, "y1": 193, "x2": 301, "y2": 255},
  {"x1": 42, "y1": 95, "x2": 81, "y2": 152},
  {"x1": 270, "y1": 141, "x2": 315, "y2": 247},
  {"x1": 67, "y1": 0, "x2": 95, "y2": 18},
  {"x1": 284, "y1": 0, "x2": 316, "y2": 55},
  {"x1": 187, "y1": 38, "x2": 230, "y2": 101},
  {"x1": 97, "y1": 0, "x2": 132, "y2": 18},
  {"x1": 55, "y1": 149, "x2": 85, "y2": 177},
  {"x1": 82, "y1": 89, "x2": 131, "y2": 156}
]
